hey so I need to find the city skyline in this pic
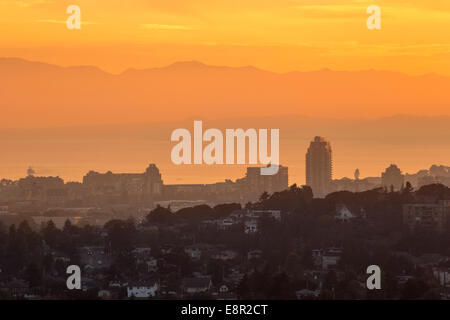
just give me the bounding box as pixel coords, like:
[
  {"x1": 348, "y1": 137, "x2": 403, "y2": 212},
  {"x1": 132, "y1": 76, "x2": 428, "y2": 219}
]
[
  {"x1": 1, "y1": 112, "x2": 450, "y2": 185},
  {"x1": 2, "y1": 147, "x2": 449, "y2": 200},
  {"x1": 2, "y1": 135, "x2": 449, "y2": 186}
]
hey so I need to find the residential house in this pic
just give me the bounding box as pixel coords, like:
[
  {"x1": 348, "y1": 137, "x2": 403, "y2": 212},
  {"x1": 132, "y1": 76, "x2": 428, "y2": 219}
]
[
  {"x1": 244, "y1": 219, "x2": 258, "y2": 234},
  {"x1": 334, "y1": 205, "x2": 355, "y2": 222}
]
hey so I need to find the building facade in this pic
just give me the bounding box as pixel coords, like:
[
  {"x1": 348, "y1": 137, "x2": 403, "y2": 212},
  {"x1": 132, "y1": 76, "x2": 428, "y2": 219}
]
[
  {"x1": 403, "y1": 201, "x2": 450, "y2": 234},
  {"x1": 381, "y1": 164, "x2": 404, "y2": 191},
  {"x1": 82, "y1": 164, "x2": 164, "y2": 205},
  {"x1": 82, "y1": 164, "x2": 289, "y2": 206},
  {"x1": 305, "y1": 136, "x2": 332, "y2": 198}
]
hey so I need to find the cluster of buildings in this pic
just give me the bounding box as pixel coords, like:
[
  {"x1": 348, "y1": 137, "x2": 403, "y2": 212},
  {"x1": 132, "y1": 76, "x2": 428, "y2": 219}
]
[
  {"x1": 305, "y1": 136, "x2": 450, "y2": 236},
  {"x1": 1, "y1": 136, "x2": 449, "y2": 235},
  {"x1": 304, "y1": 136, "x2": 450, "y2": 198},
  {"x1": 83, "y1": 164, "x2": 288, "y2": 205},
  {"x1": 0, "y1": 164, "x2": 289, "y2": 213},
  {"x1": 200, "y1": 209, "x2": 282, "y2": 234},
  {"x1": 0, "y1": 136, "x2": 448, "y2": 211},
  {"x1": 403, "y1": 200, "x2": 450, "y2": 234},
  {"x1": 305, "y1": 136, "x2": 384, "y2": 198}
]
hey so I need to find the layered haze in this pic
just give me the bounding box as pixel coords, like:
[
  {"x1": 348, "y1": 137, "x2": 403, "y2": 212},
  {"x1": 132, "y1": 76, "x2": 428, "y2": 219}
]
[
  {"x1": 1, "y1": 58, "x2": 450, "y2": 128},
  {"x1": 1, "y1": 58, "x2": 450, "y2": 184}
]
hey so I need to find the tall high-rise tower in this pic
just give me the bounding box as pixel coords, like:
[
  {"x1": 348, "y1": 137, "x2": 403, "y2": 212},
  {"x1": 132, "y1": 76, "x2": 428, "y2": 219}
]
[{"x1": 306, "y1": 136, "x2": 332, "y2": 198}]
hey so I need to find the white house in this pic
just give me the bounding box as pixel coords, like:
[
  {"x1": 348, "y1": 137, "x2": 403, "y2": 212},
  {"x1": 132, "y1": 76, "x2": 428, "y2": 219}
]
[
  {"x1": 335, "y1": 205, "x2": 355, "y2": 222},
  {"x1": 244, "y1": 219, "x2": 258, "y2": 234}
]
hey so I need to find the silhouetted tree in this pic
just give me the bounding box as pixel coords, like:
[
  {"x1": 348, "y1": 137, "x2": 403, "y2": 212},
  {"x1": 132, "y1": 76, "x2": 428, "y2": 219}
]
[
  {"x1": 145, "y1": 205, "x2": 177, "y2": 224},
  {"x1": 104, "y1": 219, "x2": 136, "y2": 252}
]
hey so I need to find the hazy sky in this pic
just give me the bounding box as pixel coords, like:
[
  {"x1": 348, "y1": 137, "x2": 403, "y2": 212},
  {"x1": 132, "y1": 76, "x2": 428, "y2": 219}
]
[{"x1": 1, "y1": 0, "x2": 450, "y2": 74}]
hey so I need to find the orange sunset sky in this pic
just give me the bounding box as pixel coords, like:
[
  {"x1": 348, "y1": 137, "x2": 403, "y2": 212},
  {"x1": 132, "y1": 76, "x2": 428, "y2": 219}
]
[{"x1": 1, "y1": 0, "x2": 450, "y2": 75}]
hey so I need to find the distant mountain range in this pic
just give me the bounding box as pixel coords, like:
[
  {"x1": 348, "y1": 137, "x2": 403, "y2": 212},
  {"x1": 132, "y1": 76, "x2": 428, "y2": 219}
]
[{"x1": 1, "y1": 57, "x2": 450, "y2": 128}]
